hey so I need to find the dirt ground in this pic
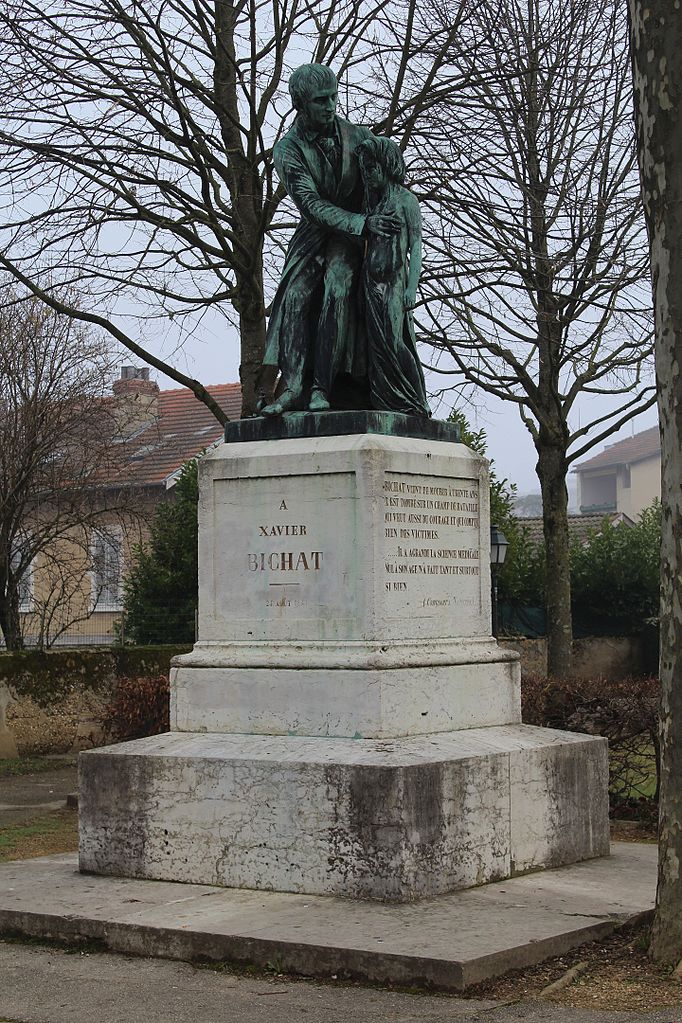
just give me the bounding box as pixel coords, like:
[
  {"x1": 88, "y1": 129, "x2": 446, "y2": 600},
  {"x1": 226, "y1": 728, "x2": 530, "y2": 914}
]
[
  {"x1": 0, "y1": 757, "x2": 78, "y2": 860},
  {"x1": 465, "y1": 918, "x2": 682, "y2": 1011},
  {"x1": 0, "y1": 807, "x2": 78, "y2": 862}
]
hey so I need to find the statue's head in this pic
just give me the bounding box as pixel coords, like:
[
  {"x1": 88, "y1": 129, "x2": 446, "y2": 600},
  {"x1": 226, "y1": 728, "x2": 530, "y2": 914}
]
[
  {"x1": 357, "y1": 135, "x2": 406, "y2": 189},
  {"x1": 289, "y1": 64, "x2": 338, "y2": 110}
]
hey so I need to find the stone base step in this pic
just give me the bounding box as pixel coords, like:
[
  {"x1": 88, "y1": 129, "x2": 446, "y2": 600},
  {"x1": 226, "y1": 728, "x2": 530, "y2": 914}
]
[{"x1": 79, "y1": 724, "x2": 609, "y2": 901}]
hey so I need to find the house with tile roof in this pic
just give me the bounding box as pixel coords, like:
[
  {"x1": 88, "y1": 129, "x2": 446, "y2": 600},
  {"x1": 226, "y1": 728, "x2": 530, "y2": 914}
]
[
  {"x1": 15, "y1": 367, "x2": 239, "y2": 647},
  {"x1": 573, "y1": 425, "x2": 661, "y2": 519},
  {"x1": 107, "y1": 367, "x2": 240, "y2": 487}
]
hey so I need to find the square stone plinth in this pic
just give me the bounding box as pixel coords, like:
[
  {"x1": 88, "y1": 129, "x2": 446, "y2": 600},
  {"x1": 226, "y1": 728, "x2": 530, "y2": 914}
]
[
  {"x1": 79, "y1": 726, "x2": 609, "y2": 902},
  {"x1": 192, "y1": 431, "x2": 493, "y2": 650},
  {"x1": 171, "y1": 430, "x2": 521, "y2": 737}
]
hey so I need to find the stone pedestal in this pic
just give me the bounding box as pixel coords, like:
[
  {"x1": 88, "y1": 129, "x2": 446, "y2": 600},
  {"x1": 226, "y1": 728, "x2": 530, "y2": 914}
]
[
  {"x1": 79, "y1": 413, "x2": 609, "y2": 901},
  {"x1": 79, "y1": 726, "x2": 608, "y2": 899},
  {"x1": 171, "y1": 421, "x2": 519, "y2": 737}
]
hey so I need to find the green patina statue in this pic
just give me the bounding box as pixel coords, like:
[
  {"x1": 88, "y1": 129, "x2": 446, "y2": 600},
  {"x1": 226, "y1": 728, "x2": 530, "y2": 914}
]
[{"x1": 260, "y1": 64, "x2": 430, "y2": 419}]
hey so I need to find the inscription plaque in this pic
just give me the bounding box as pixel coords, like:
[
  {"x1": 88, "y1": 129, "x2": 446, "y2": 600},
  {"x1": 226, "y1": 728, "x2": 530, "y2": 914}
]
[
  {"x1": 210, "y1": 471, "x2": 359, "y2": 641},
  {"x1": 205, "y1": 462, "x2": 486, "y2": 644},
  {"x1": 382, "y1": 471, "x2": 482, "y2": 627}
]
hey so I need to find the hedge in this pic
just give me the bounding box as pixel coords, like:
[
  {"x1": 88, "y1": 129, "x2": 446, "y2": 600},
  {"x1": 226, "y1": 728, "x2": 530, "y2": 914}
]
[{"x1": 0, "y1": 645, "x2": 192, "y2": 707}]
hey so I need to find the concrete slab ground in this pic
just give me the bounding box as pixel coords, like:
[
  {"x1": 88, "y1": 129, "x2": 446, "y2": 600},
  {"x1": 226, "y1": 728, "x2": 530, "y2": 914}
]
[{"x1": 0, "y1": 844, "x2": 656, "y2": 992}]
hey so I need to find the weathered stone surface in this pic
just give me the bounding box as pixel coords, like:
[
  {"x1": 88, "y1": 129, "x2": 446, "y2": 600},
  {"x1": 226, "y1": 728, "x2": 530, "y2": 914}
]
[
  {"x1": 509, "y1": 732, "x2": 611, "y2": 874},
  {"x1": 191, "y1": 433, "x2": 492, "y2": 646},
  {"x1": 171, "y1": 655, "x2": 520, "y2": 737},
  {"x1": 6, "y1": 690, "x2": 108, "y2": 756},
  {"x1": 0, "y1": 684, "x2": 17, "y2": 759},
  {"x1": 0, "y1": 844, "x2": 656, "y2": 992},
  {"x1": 171, "y1": 432, "x2": 521, "y2": 737},
  {"x1": 0, "y1": 729, "x2": 17, "y2": 760},
  {"x1": 79, "y1": 726, "x2": 609, "y2": 901},
  {"x1": 501, "y1": 635, "x2": 653, "y2": 681},
  {"x1": 79, "y1": 429, "x2": 610, "y2": 901}
]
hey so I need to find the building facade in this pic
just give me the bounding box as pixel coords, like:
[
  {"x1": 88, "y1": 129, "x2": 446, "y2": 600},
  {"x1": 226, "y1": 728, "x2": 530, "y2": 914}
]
[
  {"x1": 573, "y1": 425, "x2": 661, "y2": 519},
  {"x1": 10, "y1": 368, "x2": 240, "y2": 648}
]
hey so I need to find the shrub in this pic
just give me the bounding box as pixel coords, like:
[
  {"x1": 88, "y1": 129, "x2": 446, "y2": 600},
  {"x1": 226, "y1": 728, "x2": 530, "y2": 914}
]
[
  {"x1": 122, "y1": 459, "x2": 199, "y2": 644},
  {"x1": 0, "y1": 645, "x2": 190, "y2": 708},
  {"x1": 522, "y1": 672, "x2": 659, "y2": 823},
  {"x1": 101, "y1": 674, "x2": 170, "y2": 741},
  {"x1": 570, "y1": 503, "x2": 661, "y2": 635},
  {"x1": 495, "y1": 503, "x2": 661, "y2": 638}
]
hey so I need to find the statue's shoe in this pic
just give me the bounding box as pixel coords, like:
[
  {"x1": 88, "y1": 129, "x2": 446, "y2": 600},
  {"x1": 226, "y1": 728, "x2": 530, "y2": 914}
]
[
  {"x1": 261, "y1": 388, "x2": 300, "y2": 417},
  {"x1": 308, "y1": 388, "x2": 330, "y2": 412}
]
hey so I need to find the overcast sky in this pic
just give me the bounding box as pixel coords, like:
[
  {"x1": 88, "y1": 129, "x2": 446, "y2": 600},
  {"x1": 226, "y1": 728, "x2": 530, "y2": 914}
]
[{"x1": 132, "y1": 319, "x2": 659, "y2": 498}]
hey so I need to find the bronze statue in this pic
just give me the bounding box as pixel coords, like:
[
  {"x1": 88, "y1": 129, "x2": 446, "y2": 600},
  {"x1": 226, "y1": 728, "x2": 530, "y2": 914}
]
[
  {"x1": 357, "y1": 136, "x2": 430, "y2": 417},
  {"x1": 260, "y1": 64, "x2": 430, "y2": 419}
]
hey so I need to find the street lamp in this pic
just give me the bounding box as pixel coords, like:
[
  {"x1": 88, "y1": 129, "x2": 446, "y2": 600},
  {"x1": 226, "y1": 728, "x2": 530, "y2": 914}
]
[{"x1": 490, "y1": 524, "x2": 509, "y2": 638}]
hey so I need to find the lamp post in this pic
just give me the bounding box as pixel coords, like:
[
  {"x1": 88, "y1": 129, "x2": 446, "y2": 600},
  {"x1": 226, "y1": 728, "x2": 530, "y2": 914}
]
[{"x1": 490, "y1": 524, "x2": 509, "y2": 638}]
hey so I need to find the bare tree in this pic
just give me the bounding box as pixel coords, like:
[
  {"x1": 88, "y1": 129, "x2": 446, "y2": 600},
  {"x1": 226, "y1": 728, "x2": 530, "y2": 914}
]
[
  {"x1": 0, "y1": 0, "x2": 472, "y2": 419},
  {"x1": 414, "y1": 0, "x2": 654, "y2": 676},
  {"x1": 0, "y1": 294, "x2": 133, "y2": 650},
  {"x1": 628, "y1": 0, "x2": 682, "y2": 967}
]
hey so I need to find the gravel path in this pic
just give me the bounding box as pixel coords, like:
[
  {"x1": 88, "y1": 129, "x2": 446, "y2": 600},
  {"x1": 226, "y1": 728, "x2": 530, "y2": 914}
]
[{"x1": 1, "y1": 941, "x2": 681, "y2": 1023}]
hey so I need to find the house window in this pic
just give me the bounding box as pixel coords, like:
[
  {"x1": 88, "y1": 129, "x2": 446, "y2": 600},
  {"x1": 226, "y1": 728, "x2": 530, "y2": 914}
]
[
  {"x1": 622, "y1": 466, "x2": 631, "y2": 489},
  {"x1": 10, "y1": 544, "x2": 34, "y2": 612},
  {"x1": 91, "y1": 529, "x2": 123, "y2": 610}
]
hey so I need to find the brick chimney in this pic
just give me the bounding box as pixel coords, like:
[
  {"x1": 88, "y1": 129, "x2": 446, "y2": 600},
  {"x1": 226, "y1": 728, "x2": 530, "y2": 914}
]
[{"x1": 112, "y1": 366, "x2": 160, "y2": 437}]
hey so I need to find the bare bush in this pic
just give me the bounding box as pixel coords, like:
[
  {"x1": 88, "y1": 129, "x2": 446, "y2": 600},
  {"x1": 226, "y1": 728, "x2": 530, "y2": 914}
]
[{"x1": 522, "y1": 672, "x2": 659, "y2": 821}]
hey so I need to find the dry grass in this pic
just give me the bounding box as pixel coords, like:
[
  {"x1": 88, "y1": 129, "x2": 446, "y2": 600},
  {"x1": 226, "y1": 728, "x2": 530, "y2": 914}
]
[{"x1": 0, "y1": 756, "x2": 77, "y2": 778}]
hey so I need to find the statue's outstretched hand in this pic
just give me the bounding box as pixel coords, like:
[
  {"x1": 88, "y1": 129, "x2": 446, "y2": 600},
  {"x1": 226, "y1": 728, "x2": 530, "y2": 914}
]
[{"x1": 366, "y1": 214, "x2": 401, "y2": 236}]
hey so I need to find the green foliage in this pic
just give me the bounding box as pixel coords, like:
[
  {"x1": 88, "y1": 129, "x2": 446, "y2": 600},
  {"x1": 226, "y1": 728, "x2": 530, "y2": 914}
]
[
  {"x1": 113, "y1": 645, "x2": 192, "y2": 676},
  {"x1": 448, "y1": 410, "x2": 661, "y2": 636},
  {"x1": 0, "y1": 645, "x2": 190, "y2": 706},
  {"x1": 448, "y1": 408, "x2": 544, "y2": 606},
  {"x1": 570, "y1": 503, "x2": 661, "y2": 634},
  {"x1": 499, "y1": 533, "x2": 545, "y2": 608},
  {"x1": 498, "y1": 504, "x2": 660, "y2": 636},
  {"x1": 122, "y1": 460, "x2": 199, "y2": 644}
]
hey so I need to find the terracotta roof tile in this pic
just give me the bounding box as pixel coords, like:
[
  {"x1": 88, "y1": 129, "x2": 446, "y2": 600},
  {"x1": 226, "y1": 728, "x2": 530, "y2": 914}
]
[
  {"x1": 111, "y1": 383, "x2": 241, "y2": 487},
  {"x1": 574, "y1": 426, "x2": 660, "y2": 472},
  {"x1": 519, "y1": 513, "x2": 635, "y2": 546}
]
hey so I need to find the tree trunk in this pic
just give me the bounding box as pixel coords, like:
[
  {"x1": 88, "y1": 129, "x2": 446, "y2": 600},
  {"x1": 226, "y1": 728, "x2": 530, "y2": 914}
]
[
  {"x1": 214, "y1": 0, "x2": 267, "y2": 418},
  {"x1": 235, "y1": 255, "x2": 266, "y2": 417},
  {"x1": 0, "y1": 594, "x2": 24, "y2": 651},
  {"x1": 536, "y1": 436, "x2": 572, "y2": 678},
  {"x1": 628, "y1": 0, "x2": 682, "y2": 965}
]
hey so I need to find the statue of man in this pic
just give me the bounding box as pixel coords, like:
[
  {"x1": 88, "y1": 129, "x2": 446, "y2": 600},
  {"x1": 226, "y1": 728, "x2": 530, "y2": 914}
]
[{"x1": 260, "y1": 64, "x2": 401, "y2": 416}]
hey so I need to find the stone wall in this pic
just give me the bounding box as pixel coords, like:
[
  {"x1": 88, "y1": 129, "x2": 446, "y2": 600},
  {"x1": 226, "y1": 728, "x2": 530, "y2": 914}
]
[
  {"x1": 0, "y1": 646, "x2": 191, "y2": 756},
  {"x1": 501, "y1": 635, "x2": 651, "y2": 680}
]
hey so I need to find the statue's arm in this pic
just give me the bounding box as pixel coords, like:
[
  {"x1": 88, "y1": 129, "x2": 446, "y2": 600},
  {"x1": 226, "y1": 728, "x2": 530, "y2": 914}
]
[
  {"x1": 276, "y1": 142, "x2": 366, "y2": 237},
  {"x1": 405, "y1": 193, "x2": 422, "y2": 309}
]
